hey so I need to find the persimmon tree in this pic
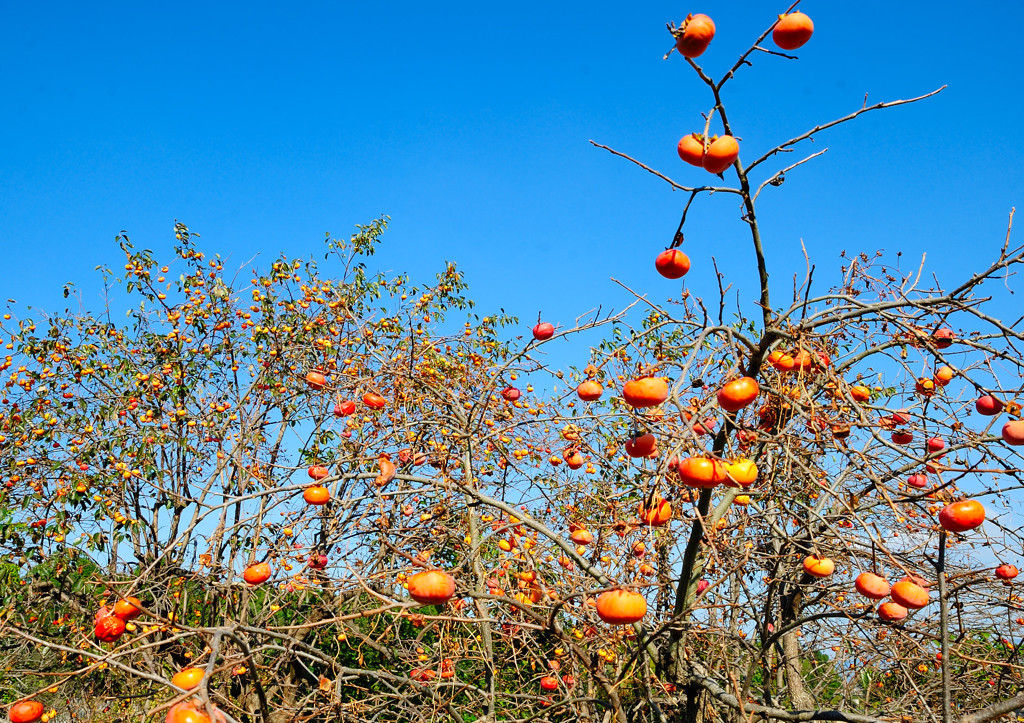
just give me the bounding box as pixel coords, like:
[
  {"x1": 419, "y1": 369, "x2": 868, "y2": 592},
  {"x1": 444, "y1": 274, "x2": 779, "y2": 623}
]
[{"x1": 2, "y1": 4, "x2": 1024, "y2": 723}]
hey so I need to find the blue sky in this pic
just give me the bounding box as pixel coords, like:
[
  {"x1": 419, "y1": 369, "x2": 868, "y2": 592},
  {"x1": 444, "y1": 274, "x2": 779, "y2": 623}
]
[{"x1": 2, "y1": 1, "x2": 1022, "y2": 344}]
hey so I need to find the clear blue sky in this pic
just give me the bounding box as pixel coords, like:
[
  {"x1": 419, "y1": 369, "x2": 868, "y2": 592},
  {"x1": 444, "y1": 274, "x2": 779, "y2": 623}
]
[{"x1": 2, "y1": 1, "x2": 1022, "y2": 341}]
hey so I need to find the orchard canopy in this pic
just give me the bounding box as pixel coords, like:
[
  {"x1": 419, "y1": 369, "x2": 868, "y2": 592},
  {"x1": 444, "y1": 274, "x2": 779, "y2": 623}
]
[{"x1": 3, "y1": 7, "x2": 1024, "y2": 723}]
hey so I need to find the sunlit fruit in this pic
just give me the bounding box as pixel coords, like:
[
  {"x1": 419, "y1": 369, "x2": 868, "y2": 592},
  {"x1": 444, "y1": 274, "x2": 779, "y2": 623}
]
[
  {"x1": 571, "y1": 529, "x2": 594, "y2": 545},
  {"x1": 677, "y1": 457, "x2": 727, "y2": 489},
  {"x1": 9, "y1": 702, "x2": 44, "y2": 723},
  {"x1": 305, "y1": 370, "x2": 326, "y2": 390},
  {"x1": 677, "y1": 133, "x2": 705, "y2": 166},
  {"x1": 907, "y1": 474, "x2": 928, "y2": 489},
  {"x1": 595, "y1": 589, "x2": 647, "y2": 625},
  {"x1": 890, "y1": 580, "x2": 930, "y2": 609},
  {"x1": 932, "y1": 328, "x2": 954, "y2": 348},
  {"x1": 577, "y1": 380, "x2": 604, "y2": 401},
  {"x1": 878, "y1": 601, "x2": 908, "y2": 621},
  {"x1": 308, "y1": 465, "x2": 329, "y2": 481},
  {"x1": 724, "y1": 459, "x2": 758, "y2": 487},
  {"x1": 891, "y1": 431, "x2": 913, "y2": 445},
  {"x1": 113, "y1": 596, "x2": 142, "y2": 621},
  {"x1": 976, "y1": 395, "x2": 1004, "y2": 416},
  {"x1": 540, "y1": 675, "x2": 558, "y2": 691},
  {"x1": 655, "y1": 249, "x2": 691, "y2": 279},
  {"x1": 996, "y1": 564, "x2": 1019, "y2": 581},
  {"x1": 166, "y1": 699, "x2": 225, "y2": 723},
  {"x1": 674, "y1": 13, "x2": 715, "y2": 58},
  {"x1": 334, "y1": 399, "x2": 355, "y2": 416},
  {"x1": 172, "y1": 667, "x2": 205, "y2": 690},
  {"x1": 407, "y1": 570, "x2": 456, "y2": 605},
  {"x1": 639, "y1": 495, "x2": 673, "y2": 526},
  {"x1": 938, "y1": 499, "x2": 985, "y2": 532},
  {"x1": 803, "y1": 555, "x2": 835, "y2": 578},
  {"x1": 622, "y1": 377, "x2": 669, "y2": 408},
  {"x1": 1002, "y1": 420, "x2": 1024, "y2": 445},
  {"x1": 926, "y1": 437, "x2": 945, "y2": 454},
  {"x1": 501, "y1": 386, "x2": 521, "y2": 401},
  {"x1": 624, "y1": 433, "x2": 657, "y2": 458},
  {"x1": 243, "y1": 562, "x2": 272, "y2": 585},
  {"x1": 772, "y1": 11, "x2": 813, "y2": 50},
  {"x1": 304, "y1": 485, "x2": 330, "y2": 505},
  {"x1": 95, "y1": 614, "x2": 126, "y2": 642},
  {"x1": 855, "y1": 572, "x2": 891, "y2": 600},
  {"x1": 362, "y1": 392, "x2": 387, "y2": 409},
  {"x1": 717, "y1": 376, "x2": 759, "y2": 412},
  {"x1": 532, "y1": 322, "x2": 555, "y2": 341},
  {"x1": 851, "y1": 385, "x2": 871, "y2": 402},
  {"x1": 702, "y1": 135, "x2": 739, "y2": 174},
  {"x1": 934, "y1": 366, "x2": 954, "y2": 386}
]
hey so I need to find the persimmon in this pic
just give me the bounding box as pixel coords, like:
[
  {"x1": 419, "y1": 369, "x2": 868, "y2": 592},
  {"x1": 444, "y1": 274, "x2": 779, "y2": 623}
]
[
  {"x1": 891, "y1": 430, "x2": 913, "y2": 445},
  {"x1": 768, "y1": 350, "x2": 795, "y2": 371},
  {"x1": 408, "y1": 570, "x2": 456, "y2": 605},
  {"x1": 622, "y1": 376, "x2": 669, "y2": 408},
  {"x1": 9, "y1": 702, "x2": 44, "y2": 723},
  {"x1": 803, "y1": 555, "x2": 835, "y2": 578},
  {"x1": 624, "y1": 433, "x2": 657, "y2": 458},
  {"x1": 501, "y1": 386, "x2": 521, "y2": 401},
  {"x1": 113, "y1": 596, "x2": 142, "y2": 621},
  {"x1": 334, "y1": 400, "x2": 355, "y2": 416},
  {"x1": 305, "y1": 370, "x2": 326, "y2": 390},
  {"x1": 1002, "y1": 420, "x2": 1024, "y2": 445},
  {"x1": 733, "y1": 494, "x2": 751, "y2": 506},
  {"x1": 532, "y1": 322, "x2": 555, "y2": 340},
  {"x1": 934, "y1": 366, "x2": 954, "y2": 386},
  {"x1": 792, "y1": 348, "x2": 829, "y2": 372},
  {"x1": 855, "y1": 572, "x2": 891, "y2": 600},
  {"x1": 362, "y1": 392, "x2": 387, "y2": 409},
  {"x1": 878, "y1": 601, "x2": 908, "y2": 621},
  {"x1": 676, "y1": 133, "x2": 705, "y2": 167},
  {"x1": 570, "y1": 528, "x2": 594, "y2": 545},
  {"x1": 772, "y1": 11, "x2": 813, "y2": 50},
  {"x1": 976, "y1": 395, "x2": 1004, "y2": 416},
  {"x1": 907, "y1": 473, "x2": 928, "y2": 489},
  {"x1": 172, "y1": 667, "x2": 206, "y2": 690},
  {"x1": 926, "y1": 436, "x2": 945, "y2": 454},
  {"x1": 938, "y1": 499, "x2": 985, "y2": 532},
  {"x1": 576, "y1": 380, "x2": 603, "y2": 401},
  {"x1": 243, "y1": 562, "x2": 272, "y2": 585},
  {"x1": 890, "y1": 580, "x2": 930, "y2": 609},
  {"x1": 915, "y1": 377, "x2": 936, "y2": 396},
  {"x1": 702, "y1": 135, "x2": 739, "y2": 174},
  {"x1": 595, "y1": 589, "x2": 647, "y2": 625},
  {"x1": 932, "y1": 327, "x2": 954, "y2": 348},
  {"x1": 166, "y1": 699, "x2": 225, "y2": 723},
  {"x1": 655, "y1": 249, "x2": 691, "y2": 279},
  {"x1": 724, "y1": 458, "x2": 757, "y2": 487},
  {"x1": 308, "y1": 465, "x2": 329, "y2": 481},
  {"x1": 303, "y1": 485, "x2": 330, "y2": 505},
  {"x1": 563, "y1": 448, "x2": 585, "y2": 469},
  {"x1": 95, "y1": 614, "x2": 125, "y2": 642},
  {"x1": 677, "y1": 457, "x2": 727, "y2": 489},
  {"x1": 996, "y1": 564, "x2": 1019, "y2": 581},
  {"x1": 638, "y1": 495, "x2": 673, "y2": 526},
  {"x1": 717, "y1": 376, "x2": 759, "y2": 412},
  {"x1": 540, "y1": 675, "x2": 558, "y2": 691},
  {"x1": 674, "y1": 13, "x2": 715, "y2": 58},
  {"x1": 850, "y1": 385, "x2": 871, "y2": 402},
  {"x1": 374, "y1": 454, "x2": 397, "y2": 486}
]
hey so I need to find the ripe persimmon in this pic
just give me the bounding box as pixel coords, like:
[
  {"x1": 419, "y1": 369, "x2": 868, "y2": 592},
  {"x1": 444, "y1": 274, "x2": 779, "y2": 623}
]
[
  {"x1": 676, "y1": 133, "x2": 705, "y2": 166},
  {"x1": 595, "y1": 589, "x2": 647, "y2": 625},
  {"x1": 304, "y1": 485, "x2": 330, "y2": 505},
  {"x1": 674, "y1": 14, "x2": 715, "y2": 58},
  {"x1": 702, "y1": 135, "x2": 739, "y2": 174},
  {"x1": 655, "y1": 249, "x2": 691, "y2": 279},
  {"x1": 772, "y1": 12, "x2": 814, "y2": 51}
]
